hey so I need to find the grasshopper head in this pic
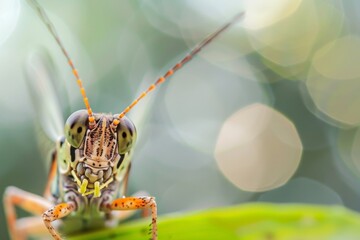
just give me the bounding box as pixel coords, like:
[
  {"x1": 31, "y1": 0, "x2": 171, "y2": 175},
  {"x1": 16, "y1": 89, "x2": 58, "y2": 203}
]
[{"x1": 62, "y1": 109, "x2": 136, "y2": 197}]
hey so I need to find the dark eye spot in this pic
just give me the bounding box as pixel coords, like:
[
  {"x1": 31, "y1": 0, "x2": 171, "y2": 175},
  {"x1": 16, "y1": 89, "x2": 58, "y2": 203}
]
[
  {"x1": 70, "y1": 146, "x2": 76, "y2": 162},
  {"x1": 122, "y1": 132, "x2": 127, "y2": 139},
  {"x1": 117, "y1": 154, "x2": 125, "y2": 169},
  {"x1": 71, "y1": 135, "x2": 74, "y2": 140},
  {"x1": 92, "y1": 163, "x2": 95, "y2": 166},
  {"x1": 77, "y1": 127, "x2": 82, "y2": 133},
  {"x1": 59, "y1": 137, "x2": 65, "y2": 147},
  {"x1": 63, "y1": 159, "x2": 66, "y2": 163},
  {"x1": 128, "y1": 127, "x2": 133, "y2": 136}
]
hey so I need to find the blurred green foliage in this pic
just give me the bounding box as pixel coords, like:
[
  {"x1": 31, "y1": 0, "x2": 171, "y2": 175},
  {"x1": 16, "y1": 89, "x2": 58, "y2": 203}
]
[{"x1": 69, "y1": 204, "x2": 360, "y2": 240}]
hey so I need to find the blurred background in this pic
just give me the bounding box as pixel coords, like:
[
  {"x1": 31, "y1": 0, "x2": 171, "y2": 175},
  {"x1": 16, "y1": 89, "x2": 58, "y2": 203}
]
[{"x1": 1, "y1": 0, "x2": 360, "y2": 239}]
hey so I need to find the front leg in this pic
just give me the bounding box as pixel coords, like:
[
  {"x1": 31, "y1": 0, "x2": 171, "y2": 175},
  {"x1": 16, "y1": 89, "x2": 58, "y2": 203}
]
[
  {"x1": 105, "y1": 196, "x2": 157, "y2": 240},
  {"x1": 42, "y1": 202, "x2": 76, "y2": 240},
  {"x1": 4, "y1": 186, "x2": 77, "y2": 240}
]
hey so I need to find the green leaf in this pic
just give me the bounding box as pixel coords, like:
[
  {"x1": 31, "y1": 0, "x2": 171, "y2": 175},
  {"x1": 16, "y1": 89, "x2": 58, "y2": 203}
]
[{"x1": 68, "y1": 204, "x2": 360, "y2": 240}]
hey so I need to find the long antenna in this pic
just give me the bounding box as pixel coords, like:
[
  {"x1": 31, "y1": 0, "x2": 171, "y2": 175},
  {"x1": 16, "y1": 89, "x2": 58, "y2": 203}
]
[
  {"x1": 114, "y1": 12, "x2": 245, "y2": 124},
  {"x1": 28, "y1": 0, "x2": 95, "y2": 124}
]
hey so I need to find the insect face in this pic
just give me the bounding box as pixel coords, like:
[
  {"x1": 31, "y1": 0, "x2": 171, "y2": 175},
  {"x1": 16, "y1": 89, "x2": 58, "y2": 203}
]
[{"x1": 63, "y1": 109, "x2": 136, "y2": 197}]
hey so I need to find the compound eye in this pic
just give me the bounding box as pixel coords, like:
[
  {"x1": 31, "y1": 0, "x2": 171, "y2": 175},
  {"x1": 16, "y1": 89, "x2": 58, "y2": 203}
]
[
  {"x1": 115, "y1": 115, "x2": 137, "y2": 154},
  {"x1": 65, "y1": 110, "x2": 89, "y2": 148}
]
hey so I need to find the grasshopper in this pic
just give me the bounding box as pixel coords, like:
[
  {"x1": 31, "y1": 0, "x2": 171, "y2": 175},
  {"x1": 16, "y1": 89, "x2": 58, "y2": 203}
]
[{"x1": 3, "y1": 0, "x2": 244, "y2": 239}]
